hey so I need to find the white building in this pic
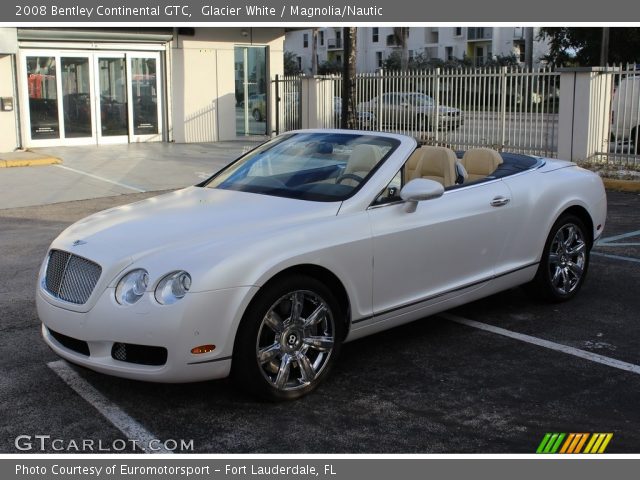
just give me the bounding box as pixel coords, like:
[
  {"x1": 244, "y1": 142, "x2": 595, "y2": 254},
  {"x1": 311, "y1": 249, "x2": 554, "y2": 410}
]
[
  {"x1": 284, "y1": 27, "x2": 549, "y2": 74},
  {"x1": 0, "y1": 27, "x2": 285, "y2": 152}
]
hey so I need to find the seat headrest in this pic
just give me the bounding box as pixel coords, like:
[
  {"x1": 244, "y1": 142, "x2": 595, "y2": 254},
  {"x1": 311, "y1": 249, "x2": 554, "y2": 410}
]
[
  {"x1": 461, "y1": 148, "x2": 503, "y2": 176},
  {"x1": 417, "y1": 146, "x2": 457, "y2": 177},
  {"x1": 306, "y1": 142, "x2": 334, "y2": 154},
  {"x1": 345, "y1": 144, "x2": 383, "y2": 174}
]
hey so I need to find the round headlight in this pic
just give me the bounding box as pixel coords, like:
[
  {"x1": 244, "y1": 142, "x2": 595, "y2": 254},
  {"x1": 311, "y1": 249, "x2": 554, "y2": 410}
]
[
  {"x1": 115, "y1": 269, "x2": 149, "y2": 305},
  {"x1": 155, "y1": 271, "x2": 192, "y2": 305}
]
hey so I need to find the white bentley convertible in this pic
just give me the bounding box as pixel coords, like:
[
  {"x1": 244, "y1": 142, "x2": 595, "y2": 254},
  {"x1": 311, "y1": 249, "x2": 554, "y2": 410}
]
[{"x1": 38, "y1": 130, "x2": 607, "y2": 400}]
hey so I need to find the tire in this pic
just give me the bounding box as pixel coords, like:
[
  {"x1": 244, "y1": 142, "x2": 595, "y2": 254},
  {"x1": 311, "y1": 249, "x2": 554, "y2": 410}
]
[
  {"x1": 252, "y1": 109, "x2": 263, "y2": 122},
  {"x1": 527, "y1": 214, "x2": 590, "y2": 302},
  {"x1": 232, "y1": 274, "x2": 344, "y2": 401}
]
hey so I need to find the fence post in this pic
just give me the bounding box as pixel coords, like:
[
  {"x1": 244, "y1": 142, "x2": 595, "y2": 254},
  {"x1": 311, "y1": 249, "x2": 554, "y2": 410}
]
[
  {"x1": 500, "y1": 66, "x2": 508, "y2": 149},
  {"x1": 434, "y1": 68, "x2": 441, "y2": 143},
  {"x1": 557, "y1": 67, "x2": 616, "y2": 162},
  {"x1": 274, "y1": 74, "x2": 280, "y2": 135},
  {"x1": 377, "y1": 69, "x2": 384, "y2": 132}
]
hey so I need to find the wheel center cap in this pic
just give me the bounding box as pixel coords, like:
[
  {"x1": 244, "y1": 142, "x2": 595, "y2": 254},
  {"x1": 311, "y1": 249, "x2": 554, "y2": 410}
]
[{"x1": 281, "y1": 327, "x2": 303, "y2": 352}]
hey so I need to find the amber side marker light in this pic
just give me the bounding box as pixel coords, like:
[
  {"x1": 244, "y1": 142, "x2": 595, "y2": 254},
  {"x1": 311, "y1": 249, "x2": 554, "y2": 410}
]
[{"x1": 191, "y1": 345, "x2": 216, "y2": 354}]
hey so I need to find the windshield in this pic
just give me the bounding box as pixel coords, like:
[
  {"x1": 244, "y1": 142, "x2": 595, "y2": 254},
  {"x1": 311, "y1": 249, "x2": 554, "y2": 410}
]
[
  {"x1": 204, "y1": 132, "x2": 400, "y2": 202},
  {"x1": 407, "y1": 93, "x2": 434, "y2": 106}
]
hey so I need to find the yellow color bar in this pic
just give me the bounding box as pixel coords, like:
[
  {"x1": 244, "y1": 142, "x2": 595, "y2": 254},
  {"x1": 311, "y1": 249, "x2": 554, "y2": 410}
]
[
  {"x1": 593, "y1": 434, "x2": 607, "y2": 453},
  {"x1": 583, "y1": 433, "x2": 598, "y2": 453},
  {"x1": 597, "y1": 434, "x2": 613, "y2": 453}
]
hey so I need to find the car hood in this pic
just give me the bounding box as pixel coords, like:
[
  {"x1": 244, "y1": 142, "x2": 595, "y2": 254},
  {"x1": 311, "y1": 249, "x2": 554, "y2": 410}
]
[{"x1": 52, "y1": 187, "x2": 341, "y2": 266}]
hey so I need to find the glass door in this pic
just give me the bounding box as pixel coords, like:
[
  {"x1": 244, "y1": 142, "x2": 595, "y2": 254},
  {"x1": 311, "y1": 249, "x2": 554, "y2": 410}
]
[
  {"x1": 128, "y1": 53, "x2": 162, "y2": 142},
  {"x1": 22, "y1": 49, "x2": 163, "y2": 147},
  {"x1": 24, "y1": 52, "x2": 97, "y2": 146},
  {"x1": 61, "y1": 56, "x2": 95, "y2": 142},
  {"x1": 25, "y1": 55, "x2": 60, "y2": 142},
  {"x1": 95, "y1": 54, "x2": 129, "y2": 144},
  {"x1": 235, "y1": 46, "x2": 268, "y2": 136}
]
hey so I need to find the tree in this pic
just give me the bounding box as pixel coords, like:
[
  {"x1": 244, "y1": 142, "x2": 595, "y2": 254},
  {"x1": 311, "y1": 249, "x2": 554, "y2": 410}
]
[
  {"x1": 311, "y1": 28, "x2": 318, "y2": 75},
  {"x1": 484, "y1": 53, "x2": 520, "y2": 68},
  {"x1": 341, "y1": 27, "x2": 357, "y2": 129},
  {"x1": 382, "y1": 51, "x2": 472, "y2": 71},
  {"x1": 318, "y1": 60, "x2": 341, "y2": 75},
  {"x1": 283, "y1": 51, "x2": 300, "y2": 76},
  {"x1": 538, "y1": 27, "x2": 640, "y2": 66},
  {"x1": 393, "y1": 27, "x2": 410, "y2": 71}
]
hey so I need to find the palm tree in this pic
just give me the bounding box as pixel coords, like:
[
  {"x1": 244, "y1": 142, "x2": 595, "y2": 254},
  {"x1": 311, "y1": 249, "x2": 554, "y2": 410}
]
[
  {"x1": 393, "y1": 27, "x2": 410, "y2": 70},
  {"x1": 341, "y1": 27, "x2": 357, "y2": 129}
]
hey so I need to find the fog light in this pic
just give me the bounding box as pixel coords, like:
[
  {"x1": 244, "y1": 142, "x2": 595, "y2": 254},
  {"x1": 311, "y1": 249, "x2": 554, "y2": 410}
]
[{"x1": 191, "y1": 344, "x2": 215, "y2": 354}]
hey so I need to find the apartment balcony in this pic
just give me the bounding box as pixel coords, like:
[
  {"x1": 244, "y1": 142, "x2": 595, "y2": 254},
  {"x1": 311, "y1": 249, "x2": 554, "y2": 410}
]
[
  {"x1": 467, "y1": 27, "x2": 493, "y2": 41},
  {"x1": 327, "y1": 39, "x2": 343, "y2": 50},
  {"x1": 386, "y1": 34, "x2": 401, "y2": 48}
]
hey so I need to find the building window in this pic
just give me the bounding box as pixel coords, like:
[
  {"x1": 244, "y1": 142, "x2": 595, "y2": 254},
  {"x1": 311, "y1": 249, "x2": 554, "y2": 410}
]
[
  {"x1": 319, "y1": 31, "x2": 324, "y2": 46},
  {"x1": 336, "y1": 54, "x2": 342, "y2": 63},
  {"x1": 445, "y1": 46, "x2": 454, "y2": 61},
  {"x1": 303, "y1": 33, "x2": 308, "y2": 48},
  {"x1": 376, "y1": 51, "x2": 383, "y2": 68},
  {"x1": 297, "y1": 56, "x2": 302, "y2": 71},
  {"x1": 454, "y1": 27, "x2": 462, "y2": 37},
  {"x1": 372, "y1": 28, "x2": 379, "y2": 43}
]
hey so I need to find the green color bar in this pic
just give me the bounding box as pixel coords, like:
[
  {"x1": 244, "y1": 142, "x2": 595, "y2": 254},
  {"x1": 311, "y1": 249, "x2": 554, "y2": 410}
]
[
  {"x1": 543, "y1": 433, "x2": 560, "y2": 453},
  {"x1": 549, "y1": 433, "x2": 566, "y2": 453},
  {"x1": 536, "y1": 433, "x2": 553, "y2": 453}
]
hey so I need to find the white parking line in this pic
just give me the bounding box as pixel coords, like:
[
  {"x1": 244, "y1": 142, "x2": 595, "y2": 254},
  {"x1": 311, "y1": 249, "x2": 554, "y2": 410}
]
[
  {"x1": 55, "y1": 165, "x2": 146, "y2": 193},
  {"x1": 439, "y1": 313, "x2": 640, "y2": 375},
  {"x1": 597, "y1": 229, "x2": 640, "y2": 244},
  {"x1": 592, "y1": 251, "x2": 640, "y2": 264},
  {"x1": 47, "y1": 360, "x2": 171, "y2": 454}
]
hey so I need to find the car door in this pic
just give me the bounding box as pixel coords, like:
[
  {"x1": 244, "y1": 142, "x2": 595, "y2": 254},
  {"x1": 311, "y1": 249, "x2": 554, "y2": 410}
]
[
  {"x1": 367, "y1": 178, "x2": 513, "y2": 321},
  {"x1": 381, "y1": 93, "x2": 403, "y2": 126}
]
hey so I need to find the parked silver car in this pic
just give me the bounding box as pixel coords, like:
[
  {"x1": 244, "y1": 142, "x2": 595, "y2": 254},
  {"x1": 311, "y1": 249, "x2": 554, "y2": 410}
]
[
  {"x1": 334, "y1": 97, "x2": 376, "y2": 129},
  {"x1": 360, "y1": 92, "x2": 463, "y2": 130}
]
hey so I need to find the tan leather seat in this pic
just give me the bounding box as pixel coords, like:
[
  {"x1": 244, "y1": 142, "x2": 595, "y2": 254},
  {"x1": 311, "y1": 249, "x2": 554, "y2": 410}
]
[
  {"x1": 410, "y1": 146, "x2": 458, "y2": 187},
  {"x1": 461, "y1": 148, "x2": 503, "y2": 181},
  {"x1": 404, "y1": 149, "x2": 424, "y2": 180},
  {"x1": 340, "y1": 144, "x2": 383, "y2": 185}
]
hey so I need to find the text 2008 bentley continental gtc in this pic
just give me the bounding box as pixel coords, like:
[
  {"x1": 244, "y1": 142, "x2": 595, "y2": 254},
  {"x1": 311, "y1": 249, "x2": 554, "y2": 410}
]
[{"x1": 38, "y1": 130, "x2": 607, "y2": 400}]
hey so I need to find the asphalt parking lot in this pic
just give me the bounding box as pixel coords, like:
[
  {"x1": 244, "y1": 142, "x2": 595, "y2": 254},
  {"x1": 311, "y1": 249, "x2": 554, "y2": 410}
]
[{"x1": 1, "y1": 188, "x2": 639, "y2": 454}]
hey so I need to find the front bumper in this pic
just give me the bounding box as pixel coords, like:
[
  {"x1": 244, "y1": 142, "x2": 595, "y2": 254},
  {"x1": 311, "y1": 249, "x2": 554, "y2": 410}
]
[
  {"x1": 38, "y1": 285, "x2": 258, "y2": 383},
  {"x1": 437, "y1": 114, "x2": 463, "y2": 128}
]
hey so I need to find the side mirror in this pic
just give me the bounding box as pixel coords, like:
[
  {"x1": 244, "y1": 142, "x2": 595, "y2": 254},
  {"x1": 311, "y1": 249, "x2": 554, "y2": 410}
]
[{"x1": 400, "y1": 178, "x2": 444, "y2": 213}]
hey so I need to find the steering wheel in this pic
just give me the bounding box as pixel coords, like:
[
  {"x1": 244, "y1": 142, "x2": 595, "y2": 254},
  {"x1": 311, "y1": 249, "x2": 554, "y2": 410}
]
[{"x1": 335, "y1": 173, "x2": 365, "y2": 185}]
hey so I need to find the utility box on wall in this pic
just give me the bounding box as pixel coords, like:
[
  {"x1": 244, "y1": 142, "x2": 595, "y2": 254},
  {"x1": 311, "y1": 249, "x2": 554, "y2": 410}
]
[{"x1": 1, "y1": 97, "x2": 13, "y2": 111}]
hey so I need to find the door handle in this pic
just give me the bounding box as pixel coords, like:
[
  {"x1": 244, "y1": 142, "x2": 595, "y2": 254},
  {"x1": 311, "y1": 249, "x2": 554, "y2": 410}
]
[{"x1": 490, "y1": 196, "x2": 510, "y2": 207}]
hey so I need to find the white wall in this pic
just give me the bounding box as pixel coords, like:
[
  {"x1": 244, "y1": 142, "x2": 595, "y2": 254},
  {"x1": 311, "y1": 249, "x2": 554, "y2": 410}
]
[
  {"x1": 172, "y1": 27, "x2": 284, "y2": 142},
  {"x1": 0, "y1": 28, "x2": 18, "y2": 152},
  {"x1": 284, "y1": 29, "x2": 313, "y2": 73},
  {"x1": 0, "y1": 54, "x2": 17, "y2": 152}
]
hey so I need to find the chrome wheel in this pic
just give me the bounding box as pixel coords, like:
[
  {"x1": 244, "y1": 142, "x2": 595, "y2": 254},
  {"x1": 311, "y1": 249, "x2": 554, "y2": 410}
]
[
  {"x1": 255, "y1": 290, "x2": 335, "y2": 392},
  {"x1": 548, "y1": 223, "x2": 587, "y2": 295}
]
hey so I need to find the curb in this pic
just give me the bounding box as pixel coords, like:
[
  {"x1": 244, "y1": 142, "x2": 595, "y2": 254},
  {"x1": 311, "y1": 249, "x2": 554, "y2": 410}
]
[
  {"x1": 602, "y1": 178, "x2": 640, "y2": 193},
  {"x1": 0, "y1": 157, "x2": 62, "y2": 168}
]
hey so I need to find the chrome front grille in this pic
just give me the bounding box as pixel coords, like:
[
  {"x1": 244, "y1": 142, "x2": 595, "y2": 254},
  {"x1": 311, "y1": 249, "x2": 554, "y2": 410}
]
[{"x1": 44, "y1": 250, "x2": 102, "y2": 305}]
